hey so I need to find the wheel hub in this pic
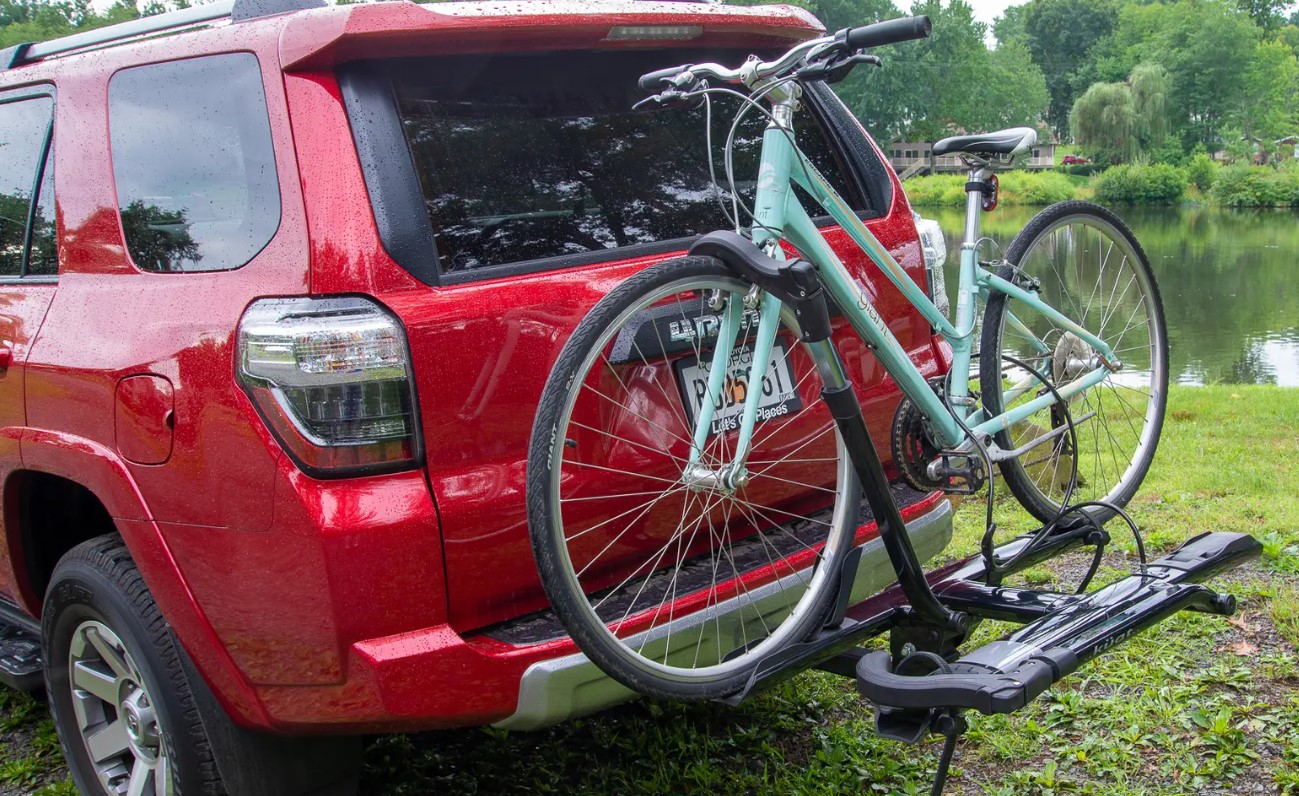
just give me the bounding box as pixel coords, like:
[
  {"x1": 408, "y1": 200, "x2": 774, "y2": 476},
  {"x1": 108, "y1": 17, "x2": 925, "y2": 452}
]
[
  {"x1": 120, "y1": 687, "x2": 160, "y2": 762},
  {"x1": 683, "y1": 462, "x2": 747, "y2": 492},
  {"x1": 1052, "y1": 332, "x2": 1096, "y2": 389}
]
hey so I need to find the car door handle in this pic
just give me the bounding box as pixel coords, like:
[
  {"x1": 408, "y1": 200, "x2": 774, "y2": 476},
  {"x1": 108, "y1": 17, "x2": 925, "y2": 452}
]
[{"x1": 0, "y1": 342, "x2": 12, "y2": 372}]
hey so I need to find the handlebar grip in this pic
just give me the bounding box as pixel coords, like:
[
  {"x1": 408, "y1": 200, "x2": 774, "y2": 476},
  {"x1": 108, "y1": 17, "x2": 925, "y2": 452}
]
[
  {"x1": 639, "y1": 65, "x2": 692, "y2": 92},
  {"x1": 843, "y1": 15, "x2": 931, "y2": 49}
]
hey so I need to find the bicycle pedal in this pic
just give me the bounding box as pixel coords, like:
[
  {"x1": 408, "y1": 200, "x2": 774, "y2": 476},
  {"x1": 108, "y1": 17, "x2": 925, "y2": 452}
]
[{"x1": 931, "y1": 453, "x2": 986, "y2": 495}]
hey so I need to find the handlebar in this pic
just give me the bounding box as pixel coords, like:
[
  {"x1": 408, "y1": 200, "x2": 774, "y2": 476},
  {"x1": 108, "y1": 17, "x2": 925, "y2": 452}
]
[
  {"x1": 637, "y1": 15, "x2": 931, "y2": 95},
  {"x1": 638, "y1": 65, "x2": 693, "y2": 92},
  {"x1": 843, "y1": 15, "x2": 932, "y2": 50}
]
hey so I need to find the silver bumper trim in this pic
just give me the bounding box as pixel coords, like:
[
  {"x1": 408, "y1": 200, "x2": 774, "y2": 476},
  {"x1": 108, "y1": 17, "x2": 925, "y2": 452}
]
[{"x1": 493, "y1": 497, "x2": 953, "y2": 731}]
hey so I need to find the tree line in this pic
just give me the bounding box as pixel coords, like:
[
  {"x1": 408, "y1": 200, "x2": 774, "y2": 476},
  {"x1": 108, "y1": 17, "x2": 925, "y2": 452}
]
[
  {"x1": 1, "y1": 0, "x2": 1294, "y2": 166},
  {"x1": 736, "y1": 0, "x2": 1298, "y2": 166}
]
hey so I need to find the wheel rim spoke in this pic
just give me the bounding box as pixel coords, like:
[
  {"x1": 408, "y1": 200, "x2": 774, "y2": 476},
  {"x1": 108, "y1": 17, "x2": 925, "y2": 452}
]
[{"x1": 73, "y1": 660, "x2": 119, "y2": 704}]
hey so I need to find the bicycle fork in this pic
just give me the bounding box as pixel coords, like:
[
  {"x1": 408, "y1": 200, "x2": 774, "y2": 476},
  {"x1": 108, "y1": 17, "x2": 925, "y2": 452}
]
[{"x1": 686, "y1": 230, "x2": 966, "y2": 634}]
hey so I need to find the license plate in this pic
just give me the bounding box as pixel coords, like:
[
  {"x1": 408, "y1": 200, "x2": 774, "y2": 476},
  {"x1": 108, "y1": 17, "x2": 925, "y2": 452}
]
[{"x1": 675, "y1": 343, "x2": 803, "y2": 436}]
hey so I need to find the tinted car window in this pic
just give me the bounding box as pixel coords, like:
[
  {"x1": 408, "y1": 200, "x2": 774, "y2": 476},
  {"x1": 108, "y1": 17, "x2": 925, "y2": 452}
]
[
  {"x1": 109, "y1": 53, "x2": 280, "y2": 273},
  {"x1": 391, "y1": 50, "x2": 865, "y2": 274},
  {"x1": 0, "y1": 96, "x2": 53, "y2": 277}
]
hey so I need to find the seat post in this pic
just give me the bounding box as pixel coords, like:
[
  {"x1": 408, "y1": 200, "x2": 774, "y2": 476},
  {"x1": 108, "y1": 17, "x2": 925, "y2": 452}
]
[{"x1": 961, "y1": 165, "x2": 989, "y2": 248}]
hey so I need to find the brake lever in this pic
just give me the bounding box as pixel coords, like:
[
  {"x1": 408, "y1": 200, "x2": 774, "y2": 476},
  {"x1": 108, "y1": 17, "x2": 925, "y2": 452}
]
[
  {"x1": 632, "y1": 88, "x2": 705, "y2": 113},
  {"x1": 797, "y1": 52, "x2": 882, "y2": 84}
]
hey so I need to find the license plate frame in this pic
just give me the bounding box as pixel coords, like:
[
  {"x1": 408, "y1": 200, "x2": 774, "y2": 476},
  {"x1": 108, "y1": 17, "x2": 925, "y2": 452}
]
[{"x1": 674, "y1": 342, "x2": 803, "y2": 437}]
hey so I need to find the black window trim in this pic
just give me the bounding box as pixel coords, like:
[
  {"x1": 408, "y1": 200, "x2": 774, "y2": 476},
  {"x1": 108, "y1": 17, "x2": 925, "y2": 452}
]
[
  {"x1": 338, "y1": 59, "x2": 894, "y2": 288},
  {"x1": 0, "y1": 83, "x2": 57, "y2": 285}
]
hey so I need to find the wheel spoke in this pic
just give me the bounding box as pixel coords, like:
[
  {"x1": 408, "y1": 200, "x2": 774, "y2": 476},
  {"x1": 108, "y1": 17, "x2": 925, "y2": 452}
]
[
  {"x1": 86, "y1": 628, "x2": 130, "y2": 680},
  {"x1": 156, "y1": 754, "x2": 172, "y2": 796},
  {"x1": 125, "y1": 757, "x2": 150, "y2": 796},
  {"x1": 86, "y1": 718, "x2": 130, "y2": 763},
  {"x1": 72, "y1": 661, "x2": 119, "y2": 704}
]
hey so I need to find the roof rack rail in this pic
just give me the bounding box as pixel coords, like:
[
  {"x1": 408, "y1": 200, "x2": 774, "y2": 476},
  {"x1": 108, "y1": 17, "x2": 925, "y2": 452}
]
[{"x1": 0, "y1": 0, "x2": 325, "y2": 70}]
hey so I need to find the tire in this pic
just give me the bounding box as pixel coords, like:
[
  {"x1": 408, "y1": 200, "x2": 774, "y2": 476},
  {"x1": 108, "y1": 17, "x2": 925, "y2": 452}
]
[
  {"x1": 980, "y1": 201, "x2": 1168, "y2": 525},
  {"x1": 527, "y1": 256, "x2": 860, "y2": 700},
  {"x1": 43, "y1": 535, "x2": 224, "y2": 796}
]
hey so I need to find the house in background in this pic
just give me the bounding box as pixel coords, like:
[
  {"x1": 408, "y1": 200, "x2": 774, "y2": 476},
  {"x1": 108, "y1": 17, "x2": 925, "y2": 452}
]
[{"x1": 886, "y1": 140, "x2": 1056, "y2": 178}]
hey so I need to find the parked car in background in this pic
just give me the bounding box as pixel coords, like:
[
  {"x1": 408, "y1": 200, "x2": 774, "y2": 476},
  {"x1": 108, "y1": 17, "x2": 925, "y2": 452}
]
[
  {"x1": 1061, "y1": 154, "x2": 1092, "y2": 165},
  {"x1": 0, "y1": 0, "x2": 955, "y2": 793}
]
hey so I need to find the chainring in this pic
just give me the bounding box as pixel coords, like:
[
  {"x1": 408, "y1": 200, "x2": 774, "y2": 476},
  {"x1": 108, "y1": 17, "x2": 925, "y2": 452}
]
[{"x1": 890, "y1": 392, "x2": 944, "y2": 492}]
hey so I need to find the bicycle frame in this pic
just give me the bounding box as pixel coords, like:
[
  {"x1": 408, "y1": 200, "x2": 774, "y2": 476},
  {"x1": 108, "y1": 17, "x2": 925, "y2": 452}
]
[{"x1": 688, "y1": 95, "x2": 1118, "y2": 470}]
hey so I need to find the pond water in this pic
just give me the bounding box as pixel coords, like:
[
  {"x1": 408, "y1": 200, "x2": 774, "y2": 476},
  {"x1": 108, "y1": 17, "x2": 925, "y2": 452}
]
[{"x1": 924, "y1": 205, "x2": 1299, "y2": 386}]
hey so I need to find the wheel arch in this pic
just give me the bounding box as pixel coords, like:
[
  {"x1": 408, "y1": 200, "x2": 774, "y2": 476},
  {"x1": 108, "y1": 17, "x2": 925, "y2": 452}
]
[{"x1": 13, "y1": 429, "x2": 274, "y2": 727}]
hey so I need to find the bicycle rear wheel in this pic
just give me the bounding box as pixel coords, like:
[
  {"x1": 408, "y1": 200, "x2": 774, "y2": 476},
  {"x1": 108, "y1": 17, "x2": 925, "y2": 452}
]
[
  {"x1": 527, "y1": 256, "x2": 859, "y2": 700},
  {"x1": 980, "y1": 201, "x2": 1168, "y2": 525}
]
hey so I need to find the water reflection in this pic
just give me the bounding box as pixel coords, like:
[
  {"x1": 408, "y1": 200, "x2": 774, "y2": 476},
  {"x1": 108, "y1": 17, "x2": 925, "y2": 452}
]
[{"x1": 923, "y1": 205, "x2": 1299, "y2": 386}]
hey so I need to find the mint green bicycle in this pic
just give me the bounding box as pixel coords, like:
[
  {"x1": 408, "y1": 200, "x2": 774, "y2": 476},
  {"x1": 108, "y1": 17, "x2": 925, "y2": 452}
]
[{"x1": 527, "y1": 16, "x2": 1168, "y2": 700}]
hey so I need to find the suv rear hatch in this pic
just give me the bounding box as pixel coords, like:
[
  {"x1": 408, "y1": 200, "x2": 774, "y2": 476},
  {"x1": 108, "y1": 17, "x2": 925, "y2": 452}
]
[{"x1": 289, "y1": 1, "x2": 943, "y2": 634}]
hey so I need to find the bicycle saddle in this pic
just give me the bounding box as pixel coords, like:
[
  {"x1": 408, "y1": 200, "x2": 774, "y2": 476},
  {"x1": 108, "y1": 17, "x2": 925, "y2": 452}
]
[{"x1": 932, "y1": 127, "x2": 1037, "y2": 159}]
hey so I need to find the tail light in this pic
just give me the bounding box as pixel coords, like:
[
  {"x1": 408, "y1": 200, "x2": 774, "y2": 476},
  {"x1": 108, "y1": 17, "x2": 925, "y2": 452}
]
[
  {"x1": 913, "y1": 212, "x2": 950, "y2": 321},
  {"x1": 236, "y1": 296, "x2": 421, "y2": 476}
]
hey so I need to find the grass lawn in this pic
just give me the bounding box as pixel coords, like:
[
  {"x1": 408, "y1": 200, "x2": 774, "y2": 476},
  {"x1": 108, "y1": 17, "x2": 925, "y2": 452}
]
[{"x1": 2, "y1": 385, "x2": 1296, "y2": 795}]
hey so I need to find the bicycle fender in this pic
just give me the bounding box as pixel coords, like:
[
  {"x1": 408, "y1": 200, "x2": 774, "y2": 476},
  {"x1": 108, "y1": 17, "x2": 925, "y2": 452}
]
[{"x1": 689, "y1": 231, "x2": 832, "y2": 342}]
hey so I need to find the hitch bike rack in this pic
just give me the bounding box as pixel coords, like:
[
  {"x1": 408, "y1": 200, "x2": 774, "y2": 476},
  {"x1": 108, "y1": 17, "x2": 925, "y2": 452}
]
[{"x1": 711, "y1": 380, "x2": 1261, "y2": 795}]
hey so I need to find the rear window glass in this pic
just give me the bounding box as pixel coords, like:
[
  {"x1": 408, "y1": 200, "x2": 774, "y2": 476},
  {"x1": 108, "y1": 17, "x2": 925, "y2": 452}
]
[
  {"x1": 109, "y1": 53, "x2": 280, "y2": 273},
  {"x1": 391, "y1": 50, "x2": 864, "y2": 274}
]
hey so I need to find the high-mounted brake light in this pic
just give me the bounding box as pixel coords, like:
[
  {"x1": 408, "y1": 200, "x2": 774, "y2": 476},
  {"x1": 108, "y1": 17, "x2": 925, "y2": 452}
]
[
  {"x1": 236, "y1": 296, "x2": 420, "y2": 476},
  {"x1": 606, "y1": 25, "x2": 703, "y2": 40}
]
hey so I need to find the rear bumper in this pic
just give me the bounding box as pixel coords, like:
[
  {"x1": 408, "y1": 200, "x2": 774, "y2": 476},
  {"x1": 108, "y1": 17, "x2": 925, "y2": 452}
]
[
  {"x1": 496, "y1": 495, "x2": 952, "y2": 730},
  {"x1": 248, "y1": 491, "x2": 952, "y2": 733}
]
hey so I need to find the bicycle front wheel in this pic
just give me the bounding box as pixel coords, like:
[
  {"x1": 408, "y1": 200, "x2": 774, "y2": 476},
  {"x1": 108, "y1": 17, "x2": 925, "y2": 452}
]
[
  {"x1": 527, "y1": 256, "x2": 859, "y2": 701},
  {"x1": 980, "y1": 201, "x2": 1168, "y2": 525}
]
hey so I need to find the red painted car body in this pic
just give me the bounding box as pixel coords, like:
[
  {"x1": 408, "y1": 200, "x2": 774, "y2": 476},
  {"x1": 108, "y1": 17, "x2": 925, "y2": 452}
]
[{"x1": 0, "y1": 0, "x2": 950, "y2": 733}]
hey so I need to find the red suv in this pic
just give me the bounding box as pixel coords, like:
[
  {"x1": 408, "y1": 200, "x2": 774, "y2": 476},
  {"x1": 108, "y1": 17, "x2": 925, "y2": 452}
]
[{"x1": 0, "y1": 1, "x2": 953, "y2": 792}]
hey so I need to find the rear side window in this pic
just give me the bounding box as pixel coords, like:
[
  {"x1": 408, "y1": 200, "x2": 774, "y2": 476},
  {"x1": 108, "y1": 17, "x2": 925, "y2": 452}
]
[
  {"x1": 387, "y1": 50, "x2": 868, "y2": 275},
  {"x1": 109, "y1": 53, "x2": 280, "y2": 273},
  {"x1": 0, "y1": 95, "x2": 55, "y2": 278}
]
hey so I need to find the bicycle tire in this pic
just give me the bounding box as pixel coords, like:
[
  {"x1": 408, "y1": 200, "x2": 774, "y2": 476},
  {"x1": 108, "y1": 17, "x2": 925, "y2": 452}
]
[
  {"x1": 527, "y1": 256, "x2": 860, "y2": 700},
  {"x1": 980, "y1": 201, "x2": 1168, "y2": 525}
]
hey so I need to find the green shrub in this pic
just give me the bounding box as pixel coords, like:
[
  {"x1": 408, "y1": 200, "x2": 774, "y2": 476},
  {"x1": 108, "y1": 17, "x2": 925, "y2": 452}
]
[
  {"x1": 903, "y1": 171, "x2": 1081, "y2": 207},
  {"x1": 1058, "y1": 162, "x2": 1105, "y2": 177},
  {"x1": 1186, "y1": 153, "x2": 1219, "y2": 192},
  {"x1": 1148, "y1": 138, "x2": 1190, "y2": 167},
  {"x1": 1092, "y1": 163, "x2": 1186, "y2": 204},
  {"x1": 901, "y1": 174, "x2": 966, "y2": 206},
  {"x1": 1210, "y1": 162, "x2": 1299, "y2": 207},
  {"x1": 998, "y1": 171, "x2": 1078, "y2": 204}
]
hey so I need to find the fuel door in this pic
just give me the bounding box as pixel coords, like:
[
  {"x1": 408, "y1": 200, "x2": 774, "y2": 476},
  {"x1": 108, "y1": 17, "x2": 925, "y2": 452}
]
[{"x1": 115, "y1": 375, "x2": 175, "y2": 465}]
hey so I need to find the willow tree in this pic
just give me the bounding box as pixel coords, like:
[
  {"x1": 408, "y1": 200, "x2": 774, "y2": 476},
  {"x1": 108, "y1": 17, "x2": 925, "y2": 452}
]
[
  {"x1": 1070, "y1": 82, "x2": 1140, "y2": 164},
  {"x1": 1070, "y1": 63, "x2": 1170, "y2": 164},
  {"x1": 1129, "y1": 62, "x2": 1171, "y2": 150}
]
